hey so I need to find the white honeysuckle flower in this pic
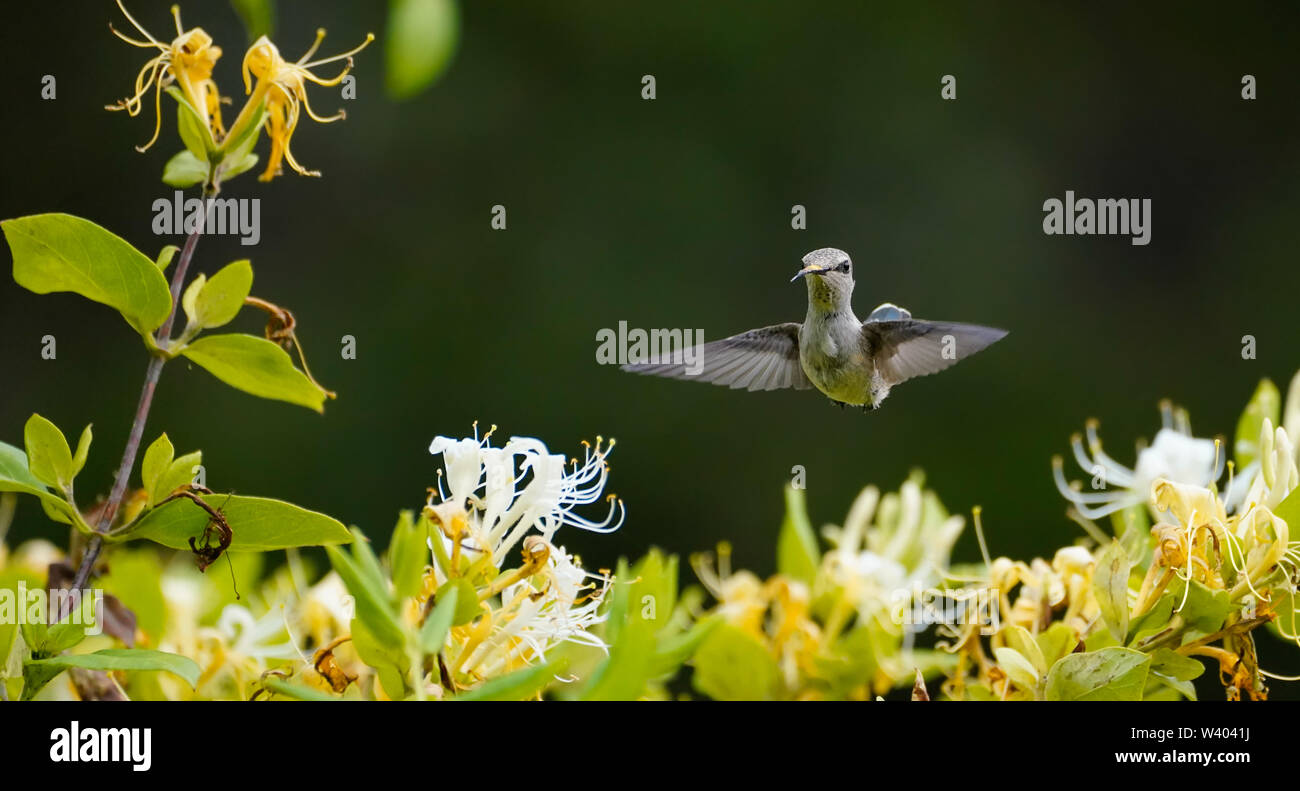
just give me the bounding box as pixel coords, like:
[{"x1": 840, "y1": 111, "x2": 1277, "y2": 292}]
[
  {"x1": 1054, "y1": 405, "x2": 1225, "y2": 520},
  {"x1": 824, "y1": 479, "x2": 964, "y2": 602},
  {"x1": 504, "y1": 543, "x2": 611, "y2": 652},
  {"x1": 462, "y1": 541, "x2": 612, "y2": 679},
  {"x1": 1234, "y1": 419, "x2": 1299, "y2": 513},
  {"x1": 427, "y1": 426, "x2": 624, "y2": 568},
  {"x1": 212, "y1": 603, "x2": 300, "y2": 662}
]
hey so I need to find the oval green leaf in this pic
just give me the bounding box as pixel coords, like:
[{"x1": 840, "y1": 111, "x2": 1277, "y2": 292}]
[
  {"x1": 181, "y1": 333, "x2": 329, "y2": 412},
  {"x1": 0, "y1": 441, "x2": 76, "y2": 525},
  {"x1": 2, "y1": 213, "x2": 172, "y2": 336},
  {"x1": 125, "y1": 494, "x2": 351, "y2": 552},
  {"x1": 26, "y1": 648, "x2": 200, "y2": 688}
]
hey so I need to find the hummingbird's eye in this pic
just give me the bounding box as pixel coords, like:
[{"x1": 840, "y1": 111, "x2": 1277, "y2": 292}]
[{"x1": 837, "y1": 261, "x2": 851, "y2": 272}]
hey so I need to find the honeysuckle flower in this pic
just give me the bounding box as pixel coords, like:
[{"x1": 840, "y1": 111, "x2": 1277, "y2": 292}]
[
  {"x1": 421, "y1": 426, "x2": 624, "y2": 690},
  {"x1": 460, "y1": 540, "x2": 613, "y2": 680},
  {"x1": 297, "y1": 570, "x2": 354, "y2": 649},
  {"x1": 106, "y1": 0, "x2": 224, "y2": 152},
  {"x1": 427, "y1": 426, "x2": 624, "y2": 568},
  {"x1": 1053, "y1": 403, "x2": 1225, "y2": 520},
  {"x1": 822, "y1": 476, "x2": 964, "y2": 615},
  {"x1": 236, "y1": 30, "x2": 375, "y2": 181},
  {"x1": 691, "y1": 544, "x2": 769, "y2": 635},
  {"x1": 212, "y1": 603, "x2": 299, "y2": 663}
]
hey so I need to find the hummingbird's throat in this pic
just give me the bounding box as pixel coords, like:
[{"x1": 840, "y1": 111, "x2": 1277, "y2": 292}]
[{"x1": 806, "y1": 275, "x2": 848, "y2": 310}]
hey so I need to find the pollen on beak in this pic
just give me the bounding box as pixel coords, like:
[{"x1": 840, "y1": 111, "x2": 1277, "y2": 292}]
[{"x1": 790, "y1": 264, "x2": 828, "y2": 282}]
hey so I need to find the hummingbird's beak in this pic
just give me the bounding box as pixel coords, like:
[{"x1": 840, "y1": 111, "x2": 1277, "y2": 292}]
[{"x1": 790, "y1": 263, "x2": 828, "y2": 282}]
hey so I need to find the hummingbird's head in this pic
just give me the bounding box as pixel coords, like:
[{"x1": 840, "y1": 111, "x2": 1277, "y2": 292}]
[{"x1": 791, "y1": 247, "x2": 854, "y2": 309}]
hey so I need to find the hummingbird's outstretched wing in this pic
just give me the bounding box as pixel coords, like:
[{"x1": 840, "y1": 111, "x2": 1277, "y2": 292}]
[
  {"x1": 863, "y1": 319, "x2": 1007, "y2": 386},
  {"x1": 620, "y1": 322, "x2": 812, "y2": 391}
]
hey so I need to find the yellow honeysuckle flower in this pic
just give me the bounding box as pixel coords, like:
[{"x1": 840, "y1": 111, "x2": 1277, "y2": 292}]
[
  {"x1": 238, "y1": 30, "x2": 375, "y2": 181},
  {"x1": 106, "y1": 0, "x2": 225, "y2": 152}
]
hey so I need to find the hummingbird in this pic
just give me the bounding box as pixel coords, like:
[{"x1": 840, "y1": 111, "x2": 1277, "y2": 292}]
[{"x1": 621, "y1": 247, "x2": 1007, "y2": 410}]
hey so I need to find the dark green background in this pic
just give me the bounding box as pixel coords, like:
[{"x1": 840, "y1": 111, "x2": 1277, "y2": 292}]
[{"x1": 3, "y1": 2, "x2": 1299, "y2": 678}]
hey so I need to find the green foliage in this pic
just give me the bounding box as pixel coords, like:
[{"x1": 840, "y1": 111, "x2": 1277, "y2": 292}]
[
  {"x1": 230, "y1": 0, "x2": 276, "y2": 41},
  {"x1": 1093, "y1": 539, "x2": 1131, "y2": 642},
  {"x1": 0, "y1": 440, "x2": 78, "y2": 525},
  {"x1": 182, "y1": 334, "x2": 331, "y2": 412},
  {"x1": 389, "y1": 510, "x2": 430, "y2": 599},
  {"x1": 182, "y1": 259, "x2": 252, "y2": 331},
  {"x1": 386, "y1": 0, "x2": 458, "y2": 99},
  {"x1": 451, "y1": 659, "x2": 563, "y2": 701},
  {"x1": 140, "y1": 433, "x2": 204, "y2": 508},
  {"x1": 23, "y1": 414, "x2": 78, "y2": 494},
  {"x1": 2, "y1": 213, "x2": 172, "y2": 337},
  {"x1": 1045, "y1": 647, "x2": 1151, "y2": 701},
  {"x1": 692, "y1": 623, "x2": 781, "y2": 701},
  {"x1": 1235, "y1": 378, "x2": 1280, "y2": 468},
  {"x1": 24, "y1": 650, "x2": 200, "y2": 699},
  {"x1": 776, "y1": 484, "x2": 819, "y2": 584},
  {"x1": 163, "y1": 150, "x2": 208, "y2": 188},
  {"x1": 127, "y1": 495, "x2": 352, "y2": 552}
]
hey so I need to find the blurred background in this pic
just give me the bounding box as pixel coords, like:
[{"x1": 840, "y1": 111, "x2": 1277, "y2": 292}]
[{"x1": 2, "y1": 2, "x2": 1299, "y2": 674}]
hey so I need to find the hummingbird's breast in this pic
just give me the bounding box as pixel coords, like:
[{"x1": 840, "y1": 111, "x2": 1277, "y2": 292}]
[{"x1": 799, "y1": 311, "x2": 873, "y2": 406}]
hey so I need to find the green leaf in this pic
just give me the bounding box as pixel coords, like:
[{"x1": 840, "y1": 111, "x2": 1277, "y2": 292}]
[
  {"x1": 262, "y1": 678, "x2": 337, "y2": 701},
  {"x1": 691, "y1": 623, "x2": 781, "y2": 701},
  {"x1": 993, "y1": 646, "x2": 1040, "y2": 691},
  {"x1": 1166, "y1": 577, "x2": 1235, "y2": 635},
  {"x1": 1044, "y1": 647, "x2": 1151, "y2": 701},
  {"x1": 25, "y1": 648, "x2": 200, "y2": 688},
  {"x1": 435, "y1": 578, "x2": 481, "y2": 626},
  {"x1": 1000, "y1": 624, "x2": 1047, "y2": 676},
  {"x1": 1150, "y1": 648, "x2": 1205, "y2": 682},
  {"x1": 155, "y1": 452, "x2": 203, "y2": 505},
  {"x1": 70, "y1": 424, "x2": 92, "y2": 481},
  {"x1": 217, "y1": 152, "x2": 260, "y2": 182},
  {"x1": 230, "y1": 0, "x2": 276, "y2": 40},
  {"x1": 776, "y1": 485, "x2": 819, "y2": 585},
  {"x1": 1273, "y1": 487, "x2": 1300, "y2": 537},
  {"x1": 1035, "y1": 622, "x2": 1079, "y2": 668},
  {"x1": 650, "y1": 615, "x2": 721, "y2": 678},
  {"x1": 155, "y1": 245, "x2": 180, "y2": 271},
  {"x1": 2, "y1": 213, "x2": 172, "y2": 336},
  {"x1": 167, "y1": 86, "x2": 216, "y2": 160},
  {"x1": 349, "y1": 617, "x2": 409, "y2": 699},
  {"x1": 182, "y1": 333, "x2": 329, "y2": 412},
  {"x1": 1235, "y1": 379, "x2": 1280, "y2": 468},
  {"x1": 1127, "y1": 593, "x2": 1175, "y2": 646},
  {"x1": 0, "y1": 441, "x2": 59, "y2": 503},
  {"x1": 141, "y1": 433, "x2": 175, "y2": 506},
  {"x1": 188, "y1": 260, "x2": 252, "y2": 330},
  {"x1": 452, "y1": 658, "x2": 564, "y2": 701},
  {"x1": 127, "y1": 494, "x2": 351, "y2": 552},
  {"x1": 181, "y1": 273, "x2": 206, "y2": 324},
  {"x1": 1093, "y1": 539, "x2": 1131, "y2": 642},
  {"x1": 163, "y1": 150, "x2": 209, "y2": 188},
  {"x1": 578, "y1": 558, "x2": 657, "y2": 700},
  {"x1": 386, "y1": 0, "x2": 458, "y2": 100},
  {"x1": 419, "y1": 585, "x2": 458, "y2": 654},
  {"x1": 390, "y1": 510, "x2": 429, "y2": 600},
  {"x1": 328, "y1": 540, "x2": 405, "y2": 652},
  {"x1": 24, "y1": 413, "x2": 74, "y2": 492}
]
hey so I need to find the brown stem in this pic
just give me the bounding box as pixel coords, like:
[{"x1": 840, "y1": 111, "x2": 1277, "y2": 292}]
[{"x1": 66, "y1": 195, "x2": 210, "y2": 600}]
